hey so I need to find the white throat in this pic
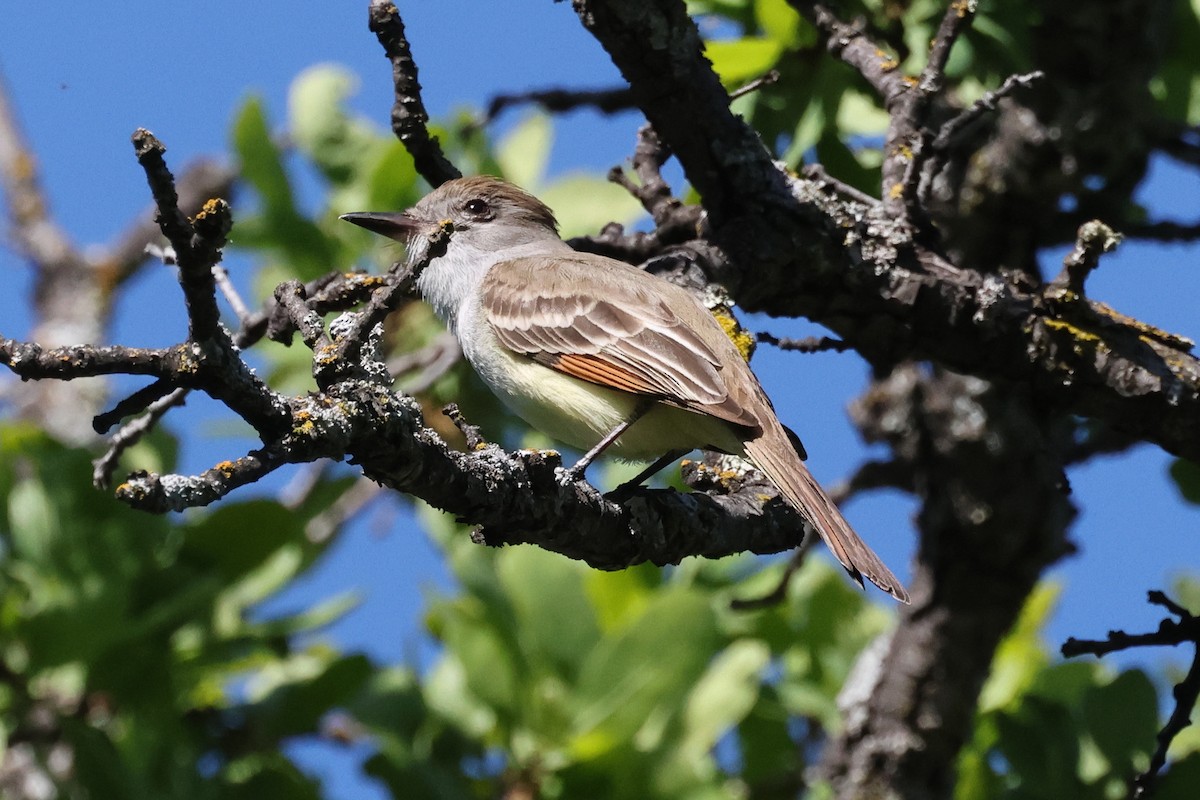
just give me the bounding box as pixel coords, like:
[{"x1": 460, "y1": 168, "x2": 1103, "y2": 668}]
[{"x1": 414, "y1": 234, "x2": 573, "y2": 335}]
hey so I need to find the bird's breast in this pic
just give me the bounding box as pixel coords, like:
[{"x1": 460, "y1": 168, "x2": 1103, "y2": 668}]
[{"x1": 458, "y1": 310, "x2": 741, "y2": 460}]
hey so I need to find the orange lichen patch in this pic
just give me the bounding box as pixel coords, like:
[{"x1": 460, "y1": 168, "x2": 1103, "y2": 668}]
[
  {"x1": 712, "y1": 307, "x2": 756, "y2": 363},
  {"x1": 313, "y1": 343, "x2": 339, "y2": 367},
  {"x1": 1044, "y1": 318, "x2": 1102, "y2": 345},
  {"x1": 192, "y1": 197, "x2": 226, "y2": 222},
  {"x1": 292, "y1": 409, "x2": 317, "y2": 436},
  {"x1": 214, "y1": 460, "x2": 238, "y2": 478},
  {"x1": 888, "y1": 183, "x2": 905, "y2": 200},
  {"x1": 876, "y1": 49, "x2": 899, "y2": 71},
  {"x1": 1091, "y1": 301, "x2": 1194, "y2": 351},
  {"x1": 10, "y1": 151, "x2": 38, "y2": 182}
]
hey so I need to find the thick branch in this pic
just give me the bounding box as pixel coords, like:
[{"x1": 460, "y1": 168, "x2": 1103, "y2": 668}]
[
  {"x1": 821, "y1": 367, "x2": 1074, "y2": 798},
  {"x1": 572, "y1": 0, "x2": 791, "y2": 222},
  {"x1": 341, "y1": 384, "x2": 810, "y2": 569},
  {"x1": 570, "y1": 1, "x2": 1200, "y2": 461},
  {"x1": 568, "y1": 1, "x2": 1200, "y2": 462}
]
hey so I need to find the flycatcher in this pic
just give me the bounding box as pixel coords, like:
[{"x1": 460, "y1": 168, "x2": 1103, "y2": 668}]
[{"x1": 342, "y1": 176, "x2": 908, "y2": 602}]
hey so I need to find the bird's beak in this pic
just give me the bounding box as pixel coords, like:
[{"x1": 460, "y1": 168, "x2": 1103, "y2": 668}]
[{"x1": 338, "y1": 211, "x2": 423, "y2": 243}]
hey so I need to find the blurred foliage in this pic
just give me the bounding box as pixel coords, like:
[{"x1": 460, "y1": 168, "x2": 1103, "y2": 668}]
[
  {"x1": 2, "y1": 424, "x2": 1196, "y2": 797},
  {"x1": 6, "y1": 0, "x2": 1200, "y2": 796}
]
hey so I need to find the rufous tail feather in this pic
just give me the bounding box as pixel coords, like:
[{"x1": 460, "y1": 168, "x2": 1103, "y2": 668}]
[{"x1": 744, "y1": 423, "x2": 910, "y2": 603}]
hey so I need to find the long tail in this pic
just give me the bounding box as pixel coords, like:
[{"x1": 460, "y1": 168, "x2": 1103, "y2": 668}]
[{"x1": 744, "y1": 423, "x2": 910, "y2": 603}]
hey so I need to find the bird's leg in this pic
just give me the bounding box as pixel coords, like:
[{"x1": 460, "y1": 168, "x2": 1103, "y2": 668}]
[
  {"x1": 605, "y1": 449, "x2": 690, "y2": 502},
  {"x1": 564, "y1": 399, "x2": 654, "y2": 482}
]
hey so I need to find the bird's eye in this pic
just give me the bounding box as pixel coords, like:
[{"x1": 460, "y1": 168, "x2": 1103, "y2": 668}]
[{"x1": 464, "y1": 198, "x2": 490, "y2": 216}]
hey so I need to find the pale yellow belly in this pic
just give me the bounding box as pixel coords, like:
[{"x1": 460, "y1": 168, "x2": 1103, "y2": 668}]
[{"x1": 471, "y1": 340, "x2": 743, "y2": 461}]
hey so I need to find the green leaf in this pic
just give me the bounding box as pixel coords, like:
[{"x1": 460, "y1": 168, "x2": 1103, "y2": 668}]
[
  {"x1": 1149, "y1": 0, "x2": 1200, "y2": 124},
  {"x1": 738, "y1": 686, "x2": 801, "y2": 785},
  {"x1": 497, "y1": 547, "x2": 600, "y2": 678},
  {"x1": 1027, "y1": 660, "x2": 1102, "y2": 709},
  {"x1": 754, "y1": 0, "x2": 813, "y2": 48},
  {"x1": 1169, "y1": 458, "x2": 1200, "y2": 504},
  {"x1": 538, "y1": 174, "x2": 646, "y2": 238},
  {"x1": 232, "y1": 96, "x2": 295, "y2": 219},
  {"x1": 364, "y1": 139, "x2": 420, "y2": 211},
  {"x1": 423, "y1": 654, "x2": 498, "y2": 739},
  {"x1": 978, "y1": 583, "x2": 1058, "y2": 712},
  {"x1": 248, "y1": 590, "x2": 361, "y2": 639},
  {"x1": 705, "y1": 37, "x2": 784, "y2": 86},
  {"x1": 346, "y1": 666, "x2": 427, "y2": 738},
  {"x1": 1083, "y1": 669, "x2": 1158, "y2": 770},
  {"x1": 496, "y1": 113, "x2": 553, "y2": 190},
  {"x1": 835, "y1": 89, "x2": 891, "y2": 137},
  {"x1": 229, "y1": 96, "x2": 339, "y2": 278},
  {"x1": 7, "y1": 476, "x2": 56, "y2": 563},
  {"x1": 222, "y1": 752, "x2": 322, "y2": 800},
  {"x1": 995, "y1": 698, "x2": 1085, "y2": 799},
  {"x1": 289, "y1": 63, "x2": 375, "y2": 185},
  {"x1": 1158, "y1": 752, "x2": 1200, "y2": 800},
  {"x1": 63, "y1": 719, "x2": 135, "y2": 797},
  {"x1": 681, "y1": 639, "x2": 769, "y2": 755},
  {"x1": 432, "y1": 594, "x2": 524, "y2": 720},
  {"x1": 570, "y1": 588, "x2": 720, "y2": 759},
  {"x1": 364, "y1": 752, "x2": 477, "y2": 800},
  {"x1": 247, "y1": 651, "x2": 375, "y2": 739},
  {"x1": 181, "y1": 500, "x2": 309, "y2": 582},
  {"x1": 584, "y1": 564, "x2": 659, "y2": 634}
]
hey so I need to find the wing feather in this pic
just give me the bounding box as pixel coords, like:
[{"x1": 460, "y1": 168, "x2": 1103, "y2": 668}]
[{"x1": 481, "y1": 254, "x2": 760, "y2": 431}]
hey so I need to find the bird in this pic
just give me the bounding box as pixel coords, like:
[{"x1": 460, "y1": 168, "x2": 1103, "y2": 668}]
[{"x1": 341, "y1": 176, "x2": 908, "y2": 602}]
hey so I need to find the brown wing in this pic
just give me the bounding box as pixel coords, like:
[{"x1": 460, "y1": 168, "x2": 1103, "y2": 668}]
[{"x1": 480, "y1": 254, "x2": 761, "y2": 431}]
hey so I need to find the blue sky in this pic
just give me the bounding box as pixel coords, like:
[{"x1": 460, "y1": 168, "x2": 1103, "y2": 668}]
[{"x1": 2, "y1": 3, "x2": 1199, "y2": 797}]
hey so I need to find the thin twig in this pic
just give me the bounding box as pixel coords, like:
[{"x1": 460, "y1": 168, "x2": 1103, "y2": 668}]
[
  {"x1": 270, "y1": 280, "x2": 331, "y2": 350},
  {"x1": 899, "y1": 0, "x2": 978, "y2": 222},
  {"x1": 132, "y1": 130, "x2": 230, "y2": 341},
  {"x1": 213, "y1": 265, "x2": 252, "y2": 326},
  {"x1": 115, "y1": 450, "x2": 286, "y2": 512},
  {"x1": 758, "y1": 332, "x2": 853, "y2": 354},
  {"x1": 800, "y1": 163, "x2": 880, "y2": 206},
  {"x1": 366, "y1": 0, "x2": 461, "y2": 187},
  {"x1": 479, "y1": 85, "x2": 635, "y2": 126},
  {"x1": 322, "y1": 220, "x2": 454, "y2": 385},
  {"x1": 1062, "y1": 591, "x2": 1200, "y2": 798},
  {"x1": 92, "y1": 388, "x2": 188, "y2": 489},
  {"x1": 305, "y1": 478, "x2": 383, "y2": 544},
  {"x1": 609, "y1": 124, "x2": 679, "y2": 223},
  {"x1": 391, "y1": 331, "x2": 461, "y2": 394},
  {"x1": 1122, "y1": 219, "x2": 1200, "y2": 242},
  {"x1": 92, "y1": 378, "x2": 176, "y2": 434},
  {"x1": 729, "y1": 546, "x2": 812, "y2": 610},
  {"x1": 443, "y1": 403, "x2": 486, "y2": 451},
  {"x1": 1048, "y1": 220, "x2": 1122, "y2": 295},
  {"x1": 99, "y1": 159, "x2": 237, "y2": 292},
  {"x1": 729, "y1": 69, "x2": 781, "y2": 100},
  {"x1": 919, "y1": 70, "x2": 1044, "y2": 206},
  {"x1": 929, "y1": 70, "x2": 1044, "y2": 153},
  {"x1": 793, "y1": 3, "x2": 909, "y2": 104}
]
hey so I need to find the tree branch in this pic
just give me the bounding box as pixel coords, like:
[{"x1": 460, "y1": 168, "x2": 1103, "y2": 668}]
[
  {"x1": 569, "y1": 1, "x2": 1200, "y2": 463},
  {"x1": 366, "y1": 0, "x2": 461, "y2": 187},
  {"x1": 480, "y1": 85, "x2": 635, "y2": 126},
  {"x1": 1063, "y1": 591, "x2": 1200, "y2": 799}
]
